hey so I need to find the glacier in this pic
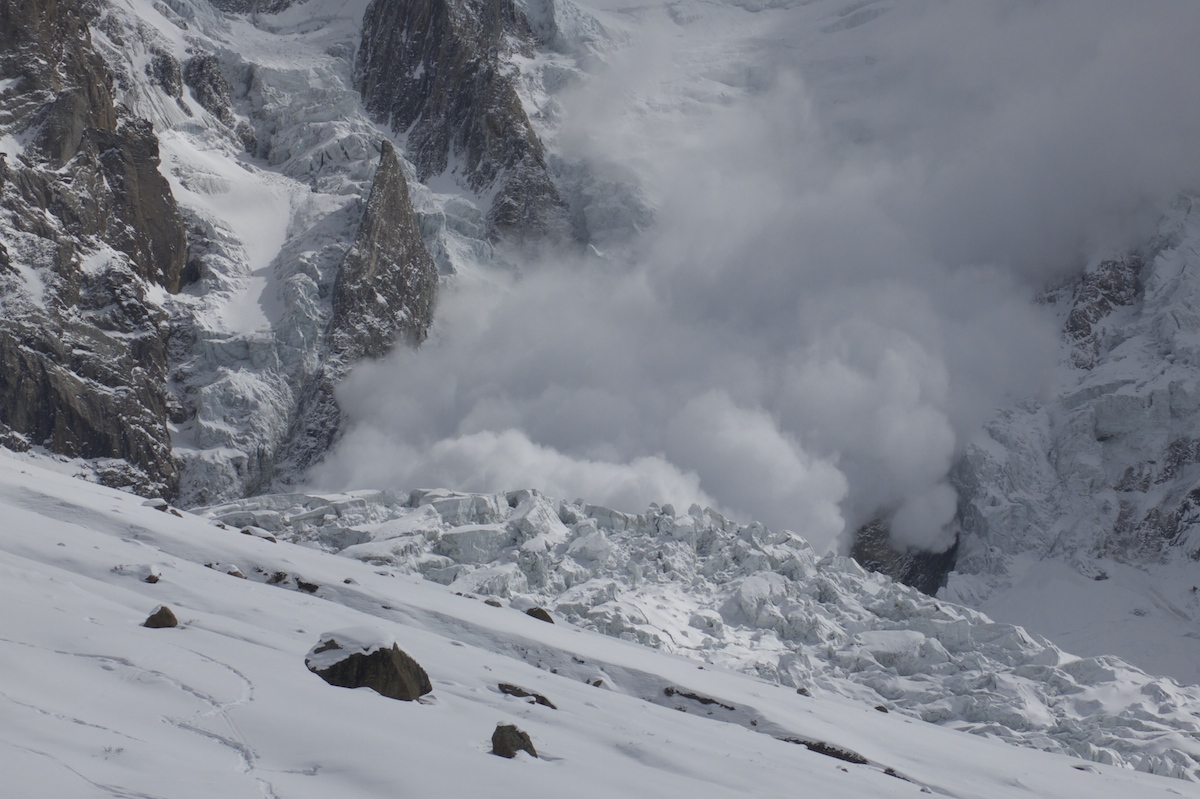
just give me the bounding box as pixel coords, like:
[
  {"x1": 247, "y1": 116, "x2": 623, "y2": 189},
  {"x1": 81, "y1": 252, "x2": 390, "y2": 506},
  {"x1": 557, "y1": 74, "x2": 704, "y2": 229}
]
[{"x1": 200, "y1": 483, "x2": 1200, "y2": 780}]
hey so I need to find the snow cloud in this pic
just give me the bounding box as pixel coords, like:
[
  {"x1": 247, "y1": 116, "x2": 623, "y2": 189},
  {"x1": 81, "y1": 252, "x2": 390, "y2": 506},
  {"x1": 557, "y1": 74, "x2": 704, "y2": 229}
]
[{"x1": 311, "y1": 0, "x2": 1200, "y2": 553}]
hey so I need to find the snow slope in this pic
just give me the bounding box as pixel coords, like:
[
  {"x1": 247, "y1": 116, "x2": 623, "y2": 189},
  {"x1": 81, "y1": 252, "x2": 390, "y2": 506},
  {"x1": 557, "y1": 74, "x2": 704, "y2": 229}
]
[{"x1": 3, "y1": 449, "x2": 1197, "y2": 797}]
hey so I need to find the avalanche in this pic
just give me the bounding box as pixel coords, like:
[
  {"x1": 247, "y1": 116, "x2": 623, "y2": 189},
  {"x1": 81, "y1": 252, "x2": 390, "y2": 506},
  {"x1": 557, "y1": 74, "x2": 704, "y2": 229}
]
[{"x1": 6, "y1": 0, "x2": 1200, "y2": 794}]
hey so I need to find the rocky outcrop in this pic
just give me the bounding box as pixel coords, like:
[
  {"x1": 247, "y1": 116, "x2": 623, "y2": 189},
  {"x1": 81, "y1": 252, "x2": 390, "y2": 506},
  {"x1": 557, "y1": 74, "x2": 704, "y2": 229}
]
[
  {"x1": 182, "y1": 51, "x2": 257, "y2": 150},
  {"x1": 332, "y1": 139, "x2": 438, "y2": 360},
  {"x1": 273, "y1": 140, "x2": 438, "y2": 479},
  {"x1": 0, "y1": 312, "x2": 175, "y2": 492},
  {"x1": 206, "y1": 0, "x2": 297, "y2": 13},
  {"x1": 0, "y1": 0, "x2": 188, "y2": 496},
  {"x1": 0, "y1": 0, "x2": 116, "y2": 166},
  {"x1": 184, "y1": 53, "x2": 235, "y2": 127},
  {"x1": 93, "y1": 119, "x2": 189, "y2": 292},
  {"x1": 146, "y1": 48, "x2": 183, "y2": 102},
  {"x1": 1062, "y1": 255, "x2": 1142, "y2": 370},
  {"x1": 354, "y1": 0, "x2": 570, "y2": 241},
  {"x1": 850, "y1": 518, "x2": 959, "y2": 596},
  {"x1": 305, "y1": 632, "x2": 433, "y2": 701}
]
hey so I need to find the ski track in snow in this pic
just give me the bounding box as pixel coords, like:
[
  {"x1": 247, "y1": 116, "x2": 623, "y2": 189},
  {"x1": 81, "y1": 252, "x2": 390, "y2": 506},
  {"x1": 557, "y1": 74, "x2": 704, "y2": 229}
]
[{"x1": 1, "y1": 632, "x2": 276, "y2": 797}]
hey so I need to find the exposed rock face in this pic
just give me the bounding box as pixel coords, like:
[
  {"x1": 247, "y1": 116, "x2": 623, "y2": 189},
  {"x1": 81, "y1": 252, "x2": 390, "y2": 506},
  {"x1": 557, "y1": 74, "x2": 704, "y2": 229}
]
[
  {"x1": 146, "y1": 49, "x2": 183, "y2": 100},
  {"x1": 93, "y1": 119, "x2": 189, "y2": 292},
  {"x1": 332, "y1": 140, "x2": 438, "y2": 360},
  {"x1": 184, "y1": 53, "x2": 236, "y2": 126},
  {"x1": 0, "y1": 0, "x2": 116, "y2": 166},
  {"x1": 0, "y1": 0, "x2": 187, "y2": 496},
  {"x1": 206, "y1": 0, "x2": 297, "y2": 13},
  {"x1": 305, "y1": 633, "x2": 433, "y2": 701},
  {"x1": 850, "y1": 519, "x2": 959, "y2": 596},
  {"x1": 275, "y1": 140, "x2": 438, "y2": 478},
  {"x1": 354, "y1": 0, "x2": 570, "y2": 241},
  {"x1": 491, "y1": 723, "x2": 537, "y2": 758},
  {"x1": 180, "y1": 51, "x2": 255, "y2": 150},
  {"x1": 1063, "y1": 255, "x2": 1142, "y2": 370},
  {"x1": 0, "y1": 312, "x2": 175, "y2": 491}
]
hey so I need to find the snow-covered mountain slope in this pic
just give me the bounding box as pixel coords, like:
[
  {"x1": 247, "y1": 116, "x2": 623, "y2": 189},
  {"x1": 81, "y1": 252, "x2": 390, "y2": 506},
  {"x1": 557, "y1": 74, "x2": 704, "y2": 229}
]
[
  {"x1": 91, "y1": 0, "x2": 450, "y2": 504},
  {"x1": 6, "y1": 0, "x2": 1199, "y2": 544},
  {"x1": 945, "y1": 197, "x2": 1200, "y2": 686},
  {"x1": 199, "y1": 480, "x2": 1200, "y2": 780},
  {"x1": 3, "y1": 450, "x2": 1198, "y2": 798},
  {"x1": 1, "y1": 0, "x2": 542, "y2": 505},
  {"x1": 75, "y1": 0, "x2": 626, "y2": 504}
]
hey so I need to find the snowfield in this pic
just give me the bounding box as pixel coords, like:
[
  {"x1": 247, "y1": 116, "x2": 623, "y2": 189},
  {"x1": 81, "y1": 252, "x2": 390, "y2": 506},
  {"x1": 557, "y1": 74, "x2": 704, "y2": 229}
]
[{"x1": 2, "y1": 449, "x2": 1199, "y2": 797}]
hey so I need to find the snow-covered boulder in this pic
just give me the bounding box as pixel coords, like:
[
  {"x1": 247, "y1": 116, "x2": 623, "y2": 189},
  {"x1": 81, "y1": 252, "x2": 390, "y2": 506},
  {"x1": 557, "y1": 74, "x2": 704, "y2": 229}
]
[
  {"x1": 305, "y1": 629, "x2": 432, "y2": 701},
  {"x1": 491, "y1": 723, "x2": 537, "y2": 758}
]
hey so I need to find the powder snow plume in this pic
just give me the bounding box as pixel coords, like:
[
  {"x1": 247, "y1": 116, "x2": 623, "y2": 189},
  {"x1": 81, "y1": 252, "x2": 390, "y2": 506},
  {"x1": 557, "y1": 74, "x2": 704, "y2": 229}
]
[{"x1": 312, "y1": 0, "x2": 1200, "y2": 552}]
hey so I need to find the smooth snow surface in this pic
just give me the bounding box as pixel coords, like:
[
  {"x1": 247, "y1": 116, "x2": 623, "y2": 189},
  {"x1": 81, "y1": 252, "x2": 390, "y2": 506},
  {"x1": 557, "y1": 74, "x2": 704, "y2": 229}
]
[
  {"x1": 975, "y1": 556, "x2": 1200, "y2": 687},
  {"x1": 3, "y1": 450, "x2": 1198, "y2": 798},
  {"x1": 158, "y1": 134, "x2": 294, "y2": 334}
]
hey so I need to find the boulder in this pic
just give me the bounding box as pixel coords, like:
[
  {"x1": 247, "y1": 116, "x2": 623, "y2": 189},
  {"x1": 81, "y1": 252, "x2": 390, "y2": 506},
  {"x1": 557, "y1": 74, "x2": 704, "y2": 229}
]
[
  {"x1": 525, "y1": 606, "x2": 554, "y2": 624},
  {"x1": 143, "y1": 605, "x2": 178, "y2": 628},
  {"x1": 305, "y1": 630, "x2": 432, "y2": 701},
  {"x1": 498, "y1": 683, "x2": 556, "y2": 709},
  {"x1": 491, "y1": 723, "x2": 537, "y2": 758}
]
